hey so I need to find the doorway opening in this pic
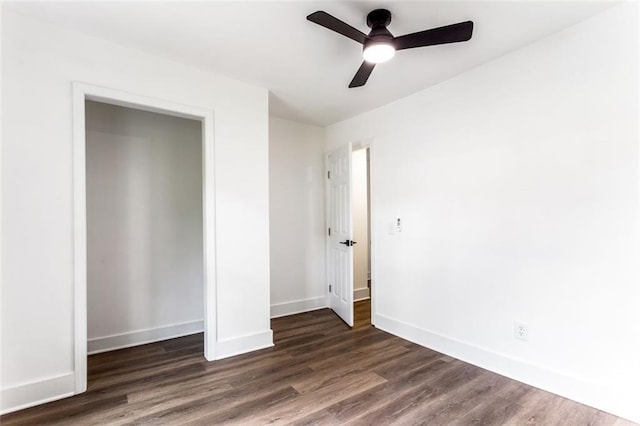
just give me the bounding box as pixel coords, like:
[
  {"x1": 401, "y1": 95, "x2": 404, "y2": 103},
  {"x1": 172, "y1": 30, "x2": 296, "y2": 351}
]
[
  {"x1": 72, "y1": 83, "x2": 217, "y2": 395},
  {"x1": 352, "y1": 147, "x2": 371, "y2": 327},
  {"x1": 85, "y1": 100, "x2": 203, "y2": 359},
  {"x1": 326, "y1": 142, "x2": 372, "y2": 328}
]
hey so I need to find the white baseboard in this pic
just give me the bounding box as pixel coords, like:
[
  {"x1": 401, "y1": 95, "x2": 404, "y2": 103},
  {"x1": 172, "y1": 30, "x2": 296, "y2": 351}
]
[
  {"x1": 0, "y1": 373, "x2": 75, "y2": 415},
  {"x1": 88, "y1": 320, "x2": 204, "y2": 354},
  {"x1": 1, "y1": 327, "x2": 272, "y2": 415},
  {"x1": 215, "y1": 329, "x2": 274, "y2": 360},
  {"x1": 354, "y1": 288, "x2": 370, "y2": 301},
  {"x1": 270, "y1": 296, "x2": 328, "y2": 318},
  {"x1": 374, "y1": 313, "x2": 640, "y2": 424}
]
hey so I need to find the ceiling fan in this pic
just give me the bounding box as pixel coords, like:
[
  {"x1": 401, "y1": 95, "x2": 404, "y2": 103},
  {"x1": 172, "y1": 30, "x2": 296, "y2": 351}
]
[{"x1": 307, "y1": 9, "x2": 474, "y2": 88}]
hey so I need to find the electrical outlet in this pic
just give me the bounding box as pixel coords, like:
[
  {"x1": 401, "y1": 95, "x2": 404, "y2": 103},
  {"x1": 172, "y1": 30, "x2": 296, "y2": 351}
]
[{"x1": 514, "y1": 321, "x2": 529, "y2": 341}]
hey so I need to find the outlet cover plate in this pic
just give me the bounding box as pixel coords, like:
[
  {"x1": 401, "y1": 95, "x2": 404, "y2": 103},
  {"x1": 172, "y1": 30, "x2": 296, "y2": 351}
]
[{"x1": 515, "y1": 321, "x2": 529, "y2": 341}]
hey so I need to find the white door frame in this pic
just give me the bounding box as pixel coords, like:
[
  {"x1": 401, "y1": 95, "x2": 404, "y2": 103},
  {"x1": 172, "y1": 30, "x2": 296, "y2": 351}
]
[{"x1": 72, "y1": 82, "x2": 217, "y2": 394}]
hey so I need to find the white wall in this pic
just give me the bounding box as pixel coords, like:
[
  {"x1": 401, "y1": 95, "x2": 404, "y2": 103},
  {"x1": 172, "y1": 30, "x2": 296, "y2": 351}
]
[
  {"x1": 1, "y1": 10, "x2": 271, "y2": 413},
  {"x1": 327, "y1": 3, "x2": 640, "y2": 422},
  {"x1": 352, "y1": 148, "x2": 369, "y2": 300},
  {"x1": 269, "y1": 117, "x2": 327, "y2": 317},
  {"x1": 85, "y1": 101, "x2": 203, "y2": 353}
]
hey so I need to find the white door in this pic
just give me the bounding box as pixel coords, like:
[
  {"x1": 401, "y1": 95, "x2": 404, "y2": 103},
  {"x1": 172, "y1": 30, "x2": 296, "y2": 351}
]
[{"x1": 326, "y1": 143, "x2": 354, "y2": 326}]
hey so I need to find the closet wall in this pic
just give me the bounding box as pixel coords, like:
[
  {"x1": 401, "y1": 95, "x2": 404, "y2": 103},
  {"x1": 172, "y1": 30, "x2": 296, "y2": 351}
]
[{"x1": 85, "y1": 101, "x2": 204, "y2": 353}]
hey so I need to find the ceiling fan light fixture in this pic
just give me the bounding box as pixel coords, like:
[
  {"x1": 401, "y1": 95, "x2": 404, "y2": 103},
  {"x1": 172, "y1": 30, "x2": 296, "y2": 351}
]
[
  {"x1": 363, "y1": 42, "x2": 395, "y2": 63},
  {"x1": 307, "y1": 9, "x2": 474, "y2": 87}
]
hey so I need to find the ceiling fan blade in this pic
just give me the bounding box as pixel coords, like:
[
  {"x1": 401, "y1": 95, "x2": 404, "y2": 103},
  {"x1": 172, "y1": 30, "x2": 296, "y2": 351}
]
[
  {"x1": 349, "y1": 61, "x2": 376, "y2": 88},
  {"x1": 394, "y1": 21, "x2": 473, "y2": 51},
  {"x1": 307, "y1": 11, "x2": 367, "y2": 44}
]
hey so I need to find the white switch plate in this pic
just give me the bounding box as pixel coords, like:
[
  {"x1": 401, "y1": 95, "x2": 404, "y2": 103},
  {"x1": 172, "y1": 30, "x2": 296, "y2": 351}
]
[{"x1": 387, "y1": 222, "x2": 395, "y2": 235}]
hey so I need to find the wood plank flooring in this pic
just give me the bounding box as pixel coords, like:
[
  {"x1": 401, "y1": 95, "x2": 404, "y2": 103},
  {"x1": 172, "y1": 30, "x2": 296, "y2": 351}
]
[{"x1": 1, "y1": 300, "x2": 636, "y2": 425}]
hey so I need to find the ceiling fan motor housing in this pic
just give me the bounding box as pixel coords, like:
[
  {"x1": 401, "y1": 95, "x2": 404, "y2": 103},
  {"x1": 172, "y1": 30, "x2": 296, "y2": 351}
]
[
  {"x1": 364, "y1": 9, "x2": 395, "y2": 50},
  {"x1": 366, "y1": 9, "x2": 391, "y2": 28}
]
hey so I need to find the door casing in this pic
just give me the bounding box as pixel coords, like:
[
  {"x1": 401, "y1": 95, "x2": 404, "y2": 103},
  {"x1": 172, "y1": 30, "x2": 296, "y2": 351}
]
[{"x1": 72, "y1": 82, "x2": 217, "y2": 394}]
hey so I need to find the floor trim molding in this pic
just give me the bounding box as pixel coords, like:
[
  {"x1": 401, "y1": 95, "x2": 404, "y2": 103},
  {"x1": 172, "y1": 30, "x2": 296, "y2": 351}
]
[
  {"x1": 0, "y1": 373, "x2": 75, "y2": 415},
  {"x1": 354, "y1": 288, "x2": 370, "y2": 301},
  {"x1": 88, "y1": 320, "x2": 204, "y2": 355},
  {"x1": 215, "y1": 329, "x2": 274, "y2": 360},
  {"x1": 374, "y1": 313, "x2": 640, "y2": 424},
  {"x1": 271, "y1": 296, "x2": 328, "y2": 318}
]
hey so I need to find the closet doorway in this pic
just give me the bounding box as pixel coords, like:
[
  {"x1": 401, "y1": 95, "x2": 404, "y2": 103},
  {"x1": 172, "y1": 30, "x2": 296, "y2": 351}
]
[{"x1": 72, "y1": 83, "x2": 217, "y2": 395}]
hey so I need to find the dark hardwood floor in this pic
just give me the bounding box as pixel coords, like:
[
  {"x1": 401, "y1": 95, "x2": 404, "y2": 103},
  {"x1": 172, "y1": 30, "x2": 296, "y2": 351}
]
[{"x1": 1, "y1": 299, "x2": 635, "y2": 425}]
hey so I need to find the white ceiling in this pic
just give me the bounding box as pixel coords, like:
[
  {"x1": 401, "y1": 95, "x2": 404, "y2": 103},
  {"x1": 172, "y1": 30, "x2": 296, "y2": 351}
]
[{"x1": 5, "y1": 1, "x2": 615, "y2": 126}]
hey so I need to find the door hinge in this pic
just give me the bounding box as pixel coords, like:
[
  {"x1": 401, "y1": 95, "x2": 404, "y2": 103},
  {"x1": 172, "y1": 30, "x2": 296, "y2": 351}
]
[
  {"x1": 329, "y1": 284, "x2": 332, "y2": 292},
  {"x1": 327, "y1": 171, "x2": 331, "y2": 179},
  {"x1": 328, "y1": 227, "x2": 331, "y2": 236}
]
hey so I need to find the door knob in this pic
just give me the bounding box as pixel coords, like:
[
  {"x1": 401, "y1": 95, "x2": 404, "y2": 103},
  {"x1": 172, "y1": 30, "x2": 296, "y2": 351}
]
[{"x1": 339, "y1": 240, "x2": 358, "y2": 246}]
